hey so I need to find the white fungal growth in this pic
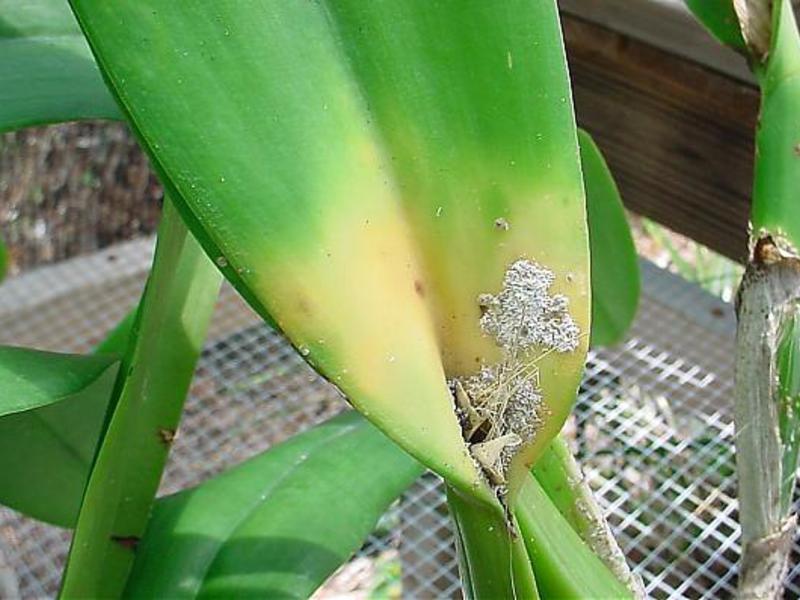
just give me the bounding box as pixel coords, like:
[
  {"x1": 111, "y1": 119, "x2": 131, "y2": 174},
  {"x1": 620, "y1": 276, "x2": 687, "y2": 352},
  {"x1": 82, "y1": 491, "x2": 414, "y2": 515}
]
[
  {"x1": 450, "y1": 258, "x2": 580, "y2": 495},
  {"x1": 480, "y1": 259, "x2": 579, "y2": 353}
]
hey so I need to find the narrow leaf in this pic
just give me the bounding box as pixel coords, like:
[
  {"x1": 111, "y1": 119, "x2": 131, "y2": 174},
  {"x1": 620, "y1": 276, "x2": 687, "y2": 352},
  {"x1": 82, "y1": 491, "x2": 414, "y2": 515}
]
[
  {"x1": 580, "y1": 130, "x2": 639, "y2": 347},
  {"x1": 684, "y1": 0, "x2": 747, "y2": 51},
  {"x1": 531, "y1": 436, "x2": 642, "y2": 596},
  {"x1": 515, "y1": 474, "x2": 632, "y2": 599},
  {"x1": 125, "y1": 411, "x2": 422, "y2": 599},
  {"x1": 0, "y1": 347, "x2": 117, "y2": 526}
]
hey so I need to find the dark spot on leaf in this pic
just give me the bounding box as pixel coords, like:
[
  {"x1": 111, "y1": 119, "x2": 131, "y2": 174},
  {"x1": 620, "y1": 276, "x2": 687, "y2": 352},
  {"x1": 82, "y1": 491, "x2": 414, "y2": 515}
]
[
  {"x1": 158, "y1": 428, "x2": 176, "y2": 445},
  {"x1": 297, "y1": 297, "x2": 311, "y2": 315},
  {"x1": 414, "y1": 280, "x2": 425, "y2": 297},
  {"x1": 111, "y1": 535, "x2": 140, "y2": 551}
]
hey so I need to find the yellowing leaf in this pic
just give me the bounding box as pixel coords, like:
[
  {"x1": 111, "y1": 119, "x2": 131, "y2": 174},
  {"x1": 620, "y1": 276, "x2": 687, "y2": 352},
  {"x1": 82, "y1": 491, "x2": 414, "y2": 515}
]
[{"x1": 71, "y1": 0, "x2": 589, "y2": 506}]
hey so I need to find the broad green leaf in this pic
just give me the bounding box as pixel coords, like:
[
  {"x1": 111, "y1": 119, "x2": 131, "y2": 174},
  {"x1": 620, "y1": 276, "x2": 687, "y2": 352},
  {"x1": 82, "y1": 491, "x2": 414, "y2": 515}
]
[
  {"x1": 580, "y1": 131, "x2": 640, "y2": 347},
  {"x1": 61, "y1": 201, "x2": 222, "y2": 598},
  {"x1": 71, "y1": 0, "x2": 590, "y2": 507},
  {"x1": 0, "y1": 347, "x2": 117, "y2": 525},
  {"x1": 125, "y1": 411, "x2": 422, "y2": 599},
  {"x1": 0, "y1": 0, "x2": 119, "y2": 132},
  {"x1": 684, "y1": 0, "x2": 747, "y2": 51},
  {"x1": 515, "y1": 474, "x2": 632, "y2": 599},
  {"x1": 447, "y1": 487, "x2": 540, "y2": 600}
]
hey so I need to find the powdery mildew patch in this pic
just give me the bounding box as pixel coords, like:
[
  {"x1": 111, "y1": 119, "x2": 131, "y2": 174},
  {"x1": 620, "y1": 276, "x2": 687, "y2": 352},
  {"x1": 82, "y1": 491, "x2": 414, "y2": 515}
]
[{"x1": 450, "y1": 258, "x2": 580, "y2": 498}]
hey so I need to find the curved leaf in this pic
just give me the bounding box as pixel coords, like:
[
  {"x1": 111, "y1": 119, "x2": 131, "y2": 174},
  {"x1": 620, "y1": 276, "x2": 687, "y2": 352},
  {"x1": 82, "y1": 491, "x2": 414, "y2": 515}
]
[
  {"x1": 580, "y1": 131, "x2": 639, "y2": 347},
  {"x1": 71, "y1": 0, "x2": 589, "y2": 507},
  {"x1": 684, "y1": 0, "x2": 747, "y2": 51},
  {"x1": 531, "y1": 436, "x2": 642, "y2": 596},
  {"x1": 0, "y1": 346, "x2": 115, "y2": 417},
  {"x1": 125, "y1": 411, "x2": 422, "y2": 599},
  {"x1": 0, "y1": 347, "x2": 117, "y2": 525},
  {"x1": 0, "y1": 0, "x2": 119, "y2": 132},
  {"x1": 515, "y1": 474, "x2": 631, "y2": 599}
]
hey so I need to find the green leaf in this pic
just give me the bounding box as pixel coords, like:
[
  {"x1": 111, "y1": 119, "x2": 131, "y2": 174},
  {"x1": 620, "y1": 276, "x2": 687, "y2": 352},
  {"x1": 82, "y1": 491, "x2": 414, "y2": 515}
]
[
  {"x1": 580, "y1": 130, "x2": 640, "y2": 347},
  {"x1": 0, "y1": 0, "x2": 119, "y2": 132},
  {"x1": 60, "y1": 200, "x2": 222, "y2": 598},
  {"x1": 684, "y1": 0, "x2": 747, "y2": 51},
  {"x1": 71, "y1": 0, "x2": 589, "y2": 507},
  {"x1": 125, "y1": 411, "x2": 422, "y2": 599},
  {"x1": 0, "y1": 347, "x2": 117, "y2": 525},
  {"x1": 447, "y1": 487, "x2": 540, "y2": 600},
  {"x1": 515, "y1": 474, "x2": 632, "y2": 599},
  {"x1": 93, "y1": 306, "x2": 138, "y2": 356},
  {"x1": 531, "y1": 436, "x2": 641, "y2": 595},
  {"x1": 0, "y1": 346, "x2": 115, "y2": 417}
]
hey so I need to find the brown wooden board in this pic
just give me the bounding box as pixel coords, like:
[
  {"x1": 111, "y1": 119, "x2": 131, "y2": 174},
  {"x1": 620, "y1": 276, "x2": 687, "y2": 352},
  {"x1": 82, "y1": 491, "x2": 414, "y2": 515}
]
[{"x1": 563, "y1": 13, "x2": 759, "y2": 262}]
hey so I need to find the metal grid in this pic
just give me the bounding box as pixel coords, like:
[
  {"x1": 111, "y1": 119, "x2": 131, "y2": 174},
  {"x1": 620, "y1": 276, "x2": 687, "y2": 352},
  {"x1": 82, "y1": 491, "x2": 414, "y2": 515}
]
[{"x1": 0, "y1": 239, "x2": 798, "y2": 598}]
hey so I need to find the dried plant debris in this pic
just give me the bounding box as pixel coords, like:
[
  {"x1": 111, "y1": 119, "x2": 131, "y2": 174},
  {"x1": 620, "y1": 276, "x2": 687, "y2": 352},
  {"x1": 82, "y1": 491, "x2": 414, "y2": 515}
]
[
  {"x1": 450, "y1": 259, "x2": 580, "y2": 499},
  {"x1": 733, "y1": 0, "x2": 772, "y2": 59}
]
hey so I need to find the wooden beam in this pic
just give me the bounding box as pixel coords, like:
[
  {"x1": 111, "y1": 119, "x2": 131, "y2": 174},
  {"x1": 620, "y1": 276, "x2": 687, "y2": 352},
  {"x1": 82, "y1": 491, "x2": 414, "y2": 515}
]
[
  {"x1": 561, "y1": 0, "x2": 753, "y2": 83},
  {"x1": 563, "y1": 12, "x2": 759, "y2": 262}
]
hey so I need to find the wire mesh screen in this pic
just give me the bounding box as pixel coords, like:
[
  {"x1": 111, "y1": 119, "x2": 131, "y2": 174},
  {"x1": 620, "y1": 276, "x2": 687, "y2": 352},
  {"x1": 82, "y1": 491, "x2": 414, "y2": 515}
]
[{"x1": 0, "y1": 235, "x2": 798, "y2": 599}]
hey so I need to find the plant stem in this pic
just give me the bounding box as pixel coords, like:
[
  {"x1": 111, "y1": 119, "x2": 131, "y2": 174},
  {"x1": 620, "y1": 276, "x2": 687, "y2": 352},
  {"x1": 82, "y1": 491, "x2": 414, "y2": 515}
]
[
  {"x1": 59, "y1": 199, "x2": 221, "y2": 599},
  {"x1": 532, "y1": 436, "x2": 643, "y2": 597},
  {"x1": 733, "y1": 1, "x2": 800, "y2": 596},
  {"x1": 446, "y1": 487, "x2": 540, "y2": 600},
  {"x1": 514, "y1": 473, "x2": 633, "y2": 600},
  {"x1": 735, "y1": 249, "x2": 800, "y2": 599}
]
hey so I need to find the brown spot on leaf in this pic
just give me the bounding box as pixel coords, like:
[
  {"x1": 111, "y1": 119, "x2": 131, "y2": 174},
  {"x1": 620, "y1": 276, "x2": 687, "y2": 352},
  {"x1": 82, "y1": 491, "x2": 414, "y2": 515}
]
[
  {"x1": 111, "y1": 535, "x2": 140, "y2": 551},
  {"x1": 297, "y1": 297, "x2": 312, "y2": 315},
  {"x1": 414, "y1": 280, "x2": 425, "y2": 297},
  {"x1": 158, "y1": 428, "x2": 177, "y2": 445}
]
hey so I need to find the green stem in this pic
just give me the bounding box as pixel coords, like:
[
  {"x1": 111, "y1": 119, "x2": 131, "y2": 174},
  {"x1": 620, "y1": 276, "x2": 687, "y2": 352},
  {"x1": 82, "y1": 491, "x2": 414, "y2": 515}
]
[
  {"x1": 94, "y1": 306, "x2": 138, "y2": 356},
  {"x1": 59, "y1": 198, "x2": 222, "y2": 599},
  {"x1": 514, "y1": 473, "x2": 632, "y2": 600},
  {"x1": 532, "y1": 436, "x2": 643, "y2": 597},
  {"x1": 446, "y1": 487, "x2": 539, "y2": 600},
  {"x1": 733, "y1": 2, "x2": 800, "y2": 597}
]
